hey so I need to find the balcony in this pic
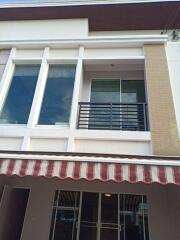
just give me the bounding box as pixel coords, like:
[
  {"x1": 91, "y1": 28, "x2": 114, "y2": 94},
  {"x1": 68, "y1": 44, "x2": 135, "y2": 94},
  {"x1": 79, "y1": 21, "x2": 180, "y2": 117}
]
[{"x1": 77, "y1": 102, "x2": 148, "y2": 131}]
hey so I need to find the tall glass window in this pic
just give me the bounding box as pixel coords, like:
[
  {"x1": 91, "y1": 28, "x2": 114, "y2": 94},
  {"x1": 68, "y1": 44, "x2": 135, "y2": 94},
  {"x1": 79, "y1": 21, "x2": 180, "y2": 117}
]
[
  {"x1": 38, "y1": 65, "x2": 76, "y2": 125},
  {"x1": 0, "y1": 65, "x2": 40, "y2": 124}
]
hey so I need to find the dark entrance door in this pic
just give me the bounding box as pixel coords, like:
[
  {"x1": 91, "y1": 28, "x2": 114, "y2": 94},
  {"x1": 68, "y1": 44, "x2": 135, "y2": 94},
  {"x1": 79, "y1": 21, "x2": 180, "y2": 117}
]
[{"x1": 0, "y1": 187, "x2": 29, "y2": 240}]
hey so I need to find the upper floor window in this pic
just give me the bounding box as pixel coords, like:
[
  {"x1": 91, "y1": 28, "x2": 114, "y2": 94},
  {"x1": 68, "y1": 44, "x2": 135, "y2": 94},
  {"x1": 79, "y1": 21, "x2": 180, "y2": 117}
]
[
  {"x1": 38, "y1": 65, "x2": 76, "y2": 125},
  {"x1": 0, "y1": 65, "x2": 40, "y2": 124}
]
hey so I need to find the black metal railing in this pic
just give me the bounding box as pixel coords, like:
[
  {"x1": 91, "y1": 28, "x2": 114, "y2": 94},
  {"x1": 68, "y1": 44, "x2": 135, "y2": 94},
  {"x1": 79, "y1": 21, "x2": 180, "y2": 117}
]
[{"x1": 77, "y1": 102, "x2": 148, "y2": 131}]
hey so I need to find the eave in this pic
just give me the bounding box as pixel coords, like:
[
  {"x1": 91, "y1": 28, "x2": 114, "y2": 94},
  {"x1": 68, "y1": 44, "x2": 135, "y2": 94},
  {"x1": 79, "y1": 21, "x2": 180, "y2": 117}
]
[{"x1": 0, "y1": 1, "x2": 179, "y2": 31}]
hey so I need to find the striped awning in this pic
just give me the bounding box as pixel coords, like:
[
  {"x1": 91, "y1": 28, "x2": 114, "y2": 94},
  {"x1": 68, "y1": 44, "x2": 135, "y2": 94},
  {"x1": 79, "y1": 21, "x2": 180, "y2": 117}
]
[{"x1": 0, "y1": 155, "x2": 179, "y2": 185}]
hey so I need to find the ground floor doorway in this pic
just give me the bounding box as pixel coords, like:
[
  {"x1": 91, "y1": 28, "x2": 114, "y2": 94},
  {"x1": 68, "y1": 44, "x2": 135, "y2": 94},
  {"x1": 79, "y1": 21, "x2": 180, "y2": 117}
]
[
  {"x1": 0, "y1": 187, "x2": 29, "y2": 240},
  {"x1": 49, "y1": 191, "x2": 149, "y2": 240}
]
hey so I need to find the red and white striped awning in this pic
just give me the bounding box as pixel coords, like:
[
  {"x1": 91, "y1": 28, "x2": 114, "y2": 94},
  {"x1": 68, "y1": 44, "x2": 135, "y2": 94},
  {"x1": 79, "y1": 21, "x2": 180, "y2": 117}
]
[{"x1": 0, "y1": 154, "x2": 179, "y2": 185}]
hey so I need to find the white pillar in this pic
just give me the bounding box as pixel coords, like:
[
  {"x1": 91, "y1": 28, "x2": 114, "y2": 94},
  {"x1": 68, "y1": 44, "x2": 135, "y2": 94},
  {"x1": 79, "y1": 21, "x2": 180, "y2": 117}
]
[
  {"x1": 67, "y1": 46, "x2": 84, "y2": 151},
  {"x1": 0, "y1": 48, "x2": 16, "y2": 111},
  {"x1": 27, "y1": 47, "x2": 49, "y2": 128}
]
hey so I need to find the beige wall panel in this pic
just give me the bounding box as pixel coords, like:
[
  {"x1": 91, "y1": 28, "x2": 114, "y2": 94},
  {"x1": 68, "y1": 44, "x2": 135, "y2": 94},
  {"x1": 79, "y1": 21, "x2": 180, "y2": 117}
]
[
  {"x1": 0, "y1": 137, "x2": 22, "y2": 151},
  {"x1": 75, "y1": 139, "x2": 151, "y2": 155},
  {"x1": 30, "y1": 138, "x2": 68, "y2": 152},
  {"x1": 144, "y1": 44, "x2": 180, "y2": 155}
]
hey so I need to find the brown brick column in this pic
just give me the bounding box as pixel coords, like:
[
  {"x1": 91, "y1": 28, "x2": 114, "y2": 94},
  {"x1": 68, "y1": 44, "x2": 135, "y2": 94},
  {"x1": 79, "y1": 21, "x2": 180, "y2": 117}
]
[{"x1": 144, "y1": 44, "x2": 180, "y2": 156}]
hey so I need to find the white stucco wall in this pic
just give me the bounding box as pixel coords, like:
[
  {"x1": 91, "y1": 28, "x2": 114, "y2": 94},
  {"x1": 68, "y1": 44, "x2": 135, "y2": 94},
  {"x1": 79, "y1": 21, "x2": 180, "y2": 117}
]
[
  {"x1": 0, "y1": 19, "x2": 89, "y2": 41},
  {"x1": 166, "y1": 43, "x2": 180, "y2": 136}
]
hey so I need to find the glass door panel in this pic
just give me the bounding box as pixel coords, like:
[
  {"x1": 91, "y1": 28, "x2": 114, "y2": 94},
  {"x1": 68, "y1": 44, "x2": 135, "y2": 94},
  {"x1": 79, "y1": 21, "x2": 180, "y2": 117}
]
[
  {"x1": 100, "y1": 194, "x2": 118, "y2": 240},
  {"x1": 119, "y1": 194, "x2": 149, "y2": 240},
  {"x1": 79, "y1": 193, "x2": 99, "y2": 240},
  {"x1": 91, "y1": 80, "x2": 120, "y2": 103},
  {"x1": 121, "y1": 80, "x2": 145, "y2": 131},
  {"x1": 121, "y1": 80, "x2": 145, "y2": 103},
  {"x1": 90, "y1": 80, "x2": 120, "y2": 129},
  {"x1": 49, "y1": 191, "x2": 80, "y2": 240}
]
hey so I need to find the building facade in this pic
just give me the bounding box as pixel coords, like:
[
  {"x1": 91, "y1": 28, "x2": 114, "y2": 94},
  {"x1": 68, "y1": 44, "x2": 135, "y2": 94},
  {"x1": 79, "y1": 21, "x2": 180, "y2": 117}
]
[{"x1": 0, "y1": 0, "x2": 179, "y2": 240}]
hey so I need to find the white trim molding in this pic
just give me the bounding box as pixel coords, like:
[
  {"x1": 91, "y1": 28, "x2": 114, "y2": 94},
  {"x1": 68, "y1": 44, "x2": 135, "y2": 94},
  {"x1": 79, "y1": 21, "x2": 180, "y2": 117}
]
[
  {"x1": 0, "y1": 153, "x2": 179, "y2": 166},
  {"x1": 0, "y1": 0, "x2": 179, "y2": 9},
  {"x1": 0, "y1": 35, "x2": 168, "y2": 49}
]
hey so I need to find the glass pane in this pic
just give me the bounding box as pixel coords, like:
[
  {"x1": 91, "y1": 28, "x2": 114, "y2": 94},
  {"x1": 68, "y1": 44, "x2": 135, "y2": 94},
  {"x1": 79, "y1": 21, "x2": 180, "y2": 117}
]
[
  {"x1": 53, "y1": 209, "x2": 77, "y2": 240},
  {"x1": 100, "y1": 194, "x2": 118, "y2": 240},
  {"x1": 39, "y1": 65, "x2": 76, "y2": 125},
  {"x1": 120, "y1": 194, "x2": 149, "y2": 240},
  {"x1": 79, "y1": 193, "x2": 98, "y2": 240},
  {"x1": 81, "y1": 192, "x2": 98, "y2": 222},
  {"x1": 101, "y1": 193, "x2": 118, "y2": 224},
  {"x1": 121, "y1": 80, "x2": 146, "y2": 130},
  {"x1": 121, "y1": 80, "x2": 145, "y2": 103},
  {"x1": 100, "y1": 228, "x2": 118, "y2": 240},
  {"x1": 91, "y1": 80, "x2": 120, "y2": 103},
  {"x1": 0, "y1": 65, "x2": 40, "y2": 124}
]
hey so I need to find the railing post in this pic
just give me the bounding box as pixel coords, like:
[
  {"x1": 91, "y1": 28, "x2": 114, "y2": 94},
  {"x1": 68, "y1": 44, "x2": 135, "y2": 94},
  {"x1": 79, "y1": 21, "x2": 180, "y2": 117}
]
[
  {"x1": 77, "y1": 103, "x2": 81, "y2": 129},
  {"x1": 143, "y1": 103, "x2": 147, "y2": 131},
  {"x1": 110, "y1": 103, "x2": 112, "y2": 129}
]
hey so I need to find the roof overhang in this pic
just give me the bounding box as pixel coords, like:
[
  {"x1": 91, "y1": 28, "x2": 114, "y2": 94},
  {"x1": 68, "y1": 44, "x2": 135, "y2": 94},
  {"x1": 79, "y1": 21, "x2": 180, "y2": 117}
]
[{"x1": 0, "y1": 1, "x2": 179, "y2": 31}]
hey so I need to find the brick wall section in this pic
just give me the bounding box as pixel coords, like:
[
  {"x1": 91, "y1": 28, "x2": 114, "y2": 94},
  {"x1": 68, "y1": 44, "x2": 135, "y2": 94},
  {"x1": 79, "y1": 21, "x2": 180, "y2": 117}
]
[
  {"x1": 0, "y1": 49, "x2": 10, "y2": 81},
  {"x1": 144, "y1": 44, "x2": 180, "y2": 156}
]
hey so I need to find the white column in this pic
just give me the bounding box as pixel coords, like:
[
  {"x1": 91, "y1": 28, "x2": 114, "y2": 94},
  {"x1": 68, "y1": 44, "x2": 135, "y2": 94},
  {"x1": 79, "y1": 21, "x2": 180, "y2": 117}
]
[
  {"x1": 67, "y1": 46, "x2": 84, "y2": 151},
  {"x1": 21, "y1": 135, "x2": 30, "y2": 151},
  {"x1": 0, "y1": 48, "x2": 16, "y2": 111},
  {"x1": 21, "y1": 47, "x2": 49, "y2": 150},
  {"x1": 27, "y1": 47, "x2": 49, "y2": 128}
]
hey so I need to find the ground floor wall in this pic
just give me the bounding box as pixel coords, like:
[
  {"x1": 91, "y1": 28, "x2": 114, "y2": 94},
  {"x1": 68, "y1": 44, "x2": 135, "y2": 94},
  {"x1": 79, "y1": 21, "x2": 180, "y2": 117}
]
[{"x1": 0, "y1": 175, "x2": 179, "y2": 240}]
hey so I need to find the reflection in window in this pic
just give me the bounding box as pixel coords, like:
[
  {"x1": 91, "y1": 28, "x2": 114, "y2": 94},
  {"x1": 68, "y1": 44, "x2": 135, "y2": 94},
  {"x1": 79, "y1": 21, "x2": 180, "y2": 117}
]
[
  {"x1": 91, "y1": 80, "x2": 120, "y2": 103},
  {"x1": 0, "y1": 65, "x2": 40, "y2": 124},
  {"x1": 121, "y1": 80, "x2": 145, "y2": 103},
  {"x1": 38, "y1": 65, "x2": 76, "y2": 125}
]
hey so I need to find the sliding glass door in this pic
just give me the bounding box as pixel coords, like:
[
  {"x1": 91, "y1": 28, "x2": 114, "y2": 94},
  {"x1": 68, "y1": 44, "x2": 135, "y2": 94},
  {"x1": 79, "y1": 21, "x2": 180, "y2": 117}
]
[
  {"x1": 89, "y1": 79, "x2": 146, "y2": 130},
  {"x1": 50, "y1": 192, "x2": 150, "y2": 240}
]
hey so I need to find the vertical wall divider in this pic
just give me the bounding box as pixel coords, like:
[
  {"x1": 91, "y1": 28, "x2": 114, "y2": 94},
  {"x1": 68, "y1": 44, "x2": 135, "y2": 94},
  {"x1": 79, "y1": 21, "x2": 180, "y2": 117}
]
[{"x1": 67, "y1": 46, "x2": 84, "y2": 152}]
